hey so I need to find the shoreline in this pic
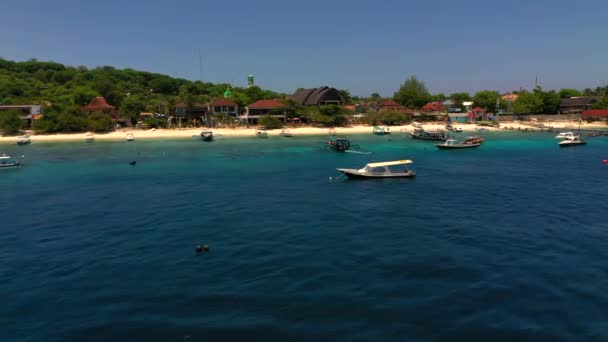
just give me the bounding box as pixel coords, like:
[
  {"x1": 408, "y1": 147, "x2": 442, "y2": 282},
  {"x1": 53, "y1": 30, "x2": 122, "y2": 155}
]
[{"x1": 1, "y1": 122, "x2": 606, "y2": 143}]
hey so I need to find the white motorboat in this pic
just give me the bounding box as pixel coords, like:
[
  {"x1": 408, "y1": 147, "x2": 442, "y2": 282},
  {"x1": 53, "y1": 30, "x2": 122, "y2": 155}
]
[
  {"x1": 126, "y1": 133, "x2": 135, "y2": 142},
  {"x1": 373, "y1": 126, "x2": 391, "y2": 135},
  {"x1": 555, "y1": 132, "x2": 575, "y2": 140},
  {"x1": 85, "y1": 133, "x2": 95, "y2": 143},
  {"x1": 411, "y1": 121, "x2": 422, "y2": 128},
  {"x1": 0, "y1": 154, "x2": 22, "y2": 169},
  {"x1": 256, "y1": 129, "x2": 268, "y2": 138},
  {"x1": 279, "y1": 129, "x2": 293, "y2": 137},
  {"x1": 559, "y1": 135, "x2": 586, "y2": 147},
  {"x1": 17, "y1": 135, "x2": 31, "y2": 145},
  {"x1": 337, "y1": 160, "x2": 415, "y2": 179}
]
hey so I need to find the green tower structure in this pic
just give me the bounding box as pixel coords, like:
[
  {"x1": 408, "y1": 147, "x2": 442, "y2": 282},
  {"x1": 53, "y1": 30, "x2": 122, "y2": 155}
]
[{"x1": 247, "y1": 74, "x2": 254, "y2": 88}]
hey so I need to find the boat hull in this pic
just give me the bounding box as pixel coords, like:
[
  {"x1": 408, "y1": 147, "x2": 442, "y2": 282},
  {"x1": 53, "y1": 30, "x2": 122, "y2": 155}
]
[
  {"x1": 559, "y1": 142, "x2": 586, "y2": 147},
  {"x1": 337, "y1": 169, "x2": 415, "y2": 179},
  {"x1": 436, "y1": 143, "x2": 481, "y2": 149},
  {"x1": 409, "y1": 133, "x2": 447, "y2": 141}
]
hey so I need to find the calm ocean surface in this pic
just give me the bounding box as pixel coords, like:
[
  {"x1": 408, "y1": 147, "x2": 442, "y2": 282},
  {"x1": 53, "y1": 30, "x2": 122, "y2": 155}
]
[{"x1": 1, "y1": 132, "x2": 608, "y2": 341}]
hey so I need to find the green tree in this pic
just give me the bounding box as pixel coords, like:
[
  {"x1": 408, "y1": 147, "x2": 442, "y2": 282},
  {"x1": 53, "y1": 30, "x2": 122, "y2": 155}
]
[
  {"x1": 539, "y1": 90, "x2": 561, "y2": 114},
  {"x1": 0, "y1": 110, "x2": 23, "y2": 135},
  {"x1": 370, "y1": 93, "x2": 381, "y2": 100},
  {"x1": 379, "y1": 110, "x2": 408, "y2": 125},
  {"x1": 310, "y1": 105, "x2": 349, "y2": 127},
  {"x1": 120, "y1": 95, "x2": 147, "y2": 125},
  {"x1": 473, "y1": 91, "x2": 503, "y2": 113},
  {"x1": 393, "y1": 76, "x2": 431, "y2": 108},
  {"x1": 559, "y1": 88, "x2": 581, "y2": 98},
  {"x1": 339, "y1": 89, "x2": 353, "y2": 104},
  {"x1": 87, "y1": 111, "x2": 114, "y2": 132},
  {"x1": 258, "y1": 115, "x2": 283, "y2": 129},
  {"x1": 513, "y1": 92, "x2": 543, "y2": 114}
]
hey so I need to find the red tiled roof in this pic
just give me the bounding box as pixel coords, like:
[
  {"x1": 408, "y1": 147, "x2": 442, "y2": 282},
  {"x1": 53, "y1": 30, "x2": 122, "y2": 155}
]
[
  {"x1": 378, "y1": 100, "x2": 401, "y2": 106},
  {"x1": 582, "y1": 109, "x2": 608, "y2": 117},
  {"x1": 422, "y1": 102, "x2": 443, "y2": 112},
  {"x1": 248, "y1": 99, "x2": 284, "y2": 110},
  {"x1": 210, "y1": 98, "x2": 237, "y2": 107},
  {"x1": 82, "y1": 97, "x2": 115, "y2": 111}
]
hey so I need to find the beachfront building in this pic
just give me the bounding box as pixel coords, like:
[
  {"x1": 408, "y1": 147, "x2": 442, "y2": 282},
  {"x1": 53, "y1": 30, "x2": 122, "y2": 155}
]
[
  {"x1": 210, "y1": 98, "x2": 239, "y2": 117},
  {"x1": 377, "y1": 100, "x2": 413, "y2": 114},
  {"x1": 582, "y1": 109, "x2": 608, "y2": 120},
  {"x1": 289, "y1": 86, "x2": 346, "y2": 106},
  {"x1": 0, "y1": 104, "x2": 43, "y2": 127},
  {"x1": 559, "y1": 96, "x2": 602, "y2": 114},
  {"x1": 243, "y1": 99, "x2": 286, "y2": 124},
  {"x1": 175, "y1": 102, "x2": 208, "y2": 118},
  {"x1": 82, "y1": 97, "x2": 117, "y2": 117}
]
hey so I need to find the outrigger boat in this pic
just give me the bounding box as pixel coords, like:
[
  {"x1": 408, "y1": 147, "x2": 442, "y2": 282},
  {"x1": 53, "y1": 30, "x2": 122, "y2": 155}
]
[
  {"x1": 328, "y1": 136, "x2": 351, "y2": 152},
  {"x1": 0, "y1": 154, "x2": 21, "y2": 169},
  {"x1": 559, "y1": 135, "x2": 586, "y2": 147},
  {"x1": 256, "y1": 129, "x2": 268, "y2": 138},
  {"x1": 279, "y1": 128, "x2": 293, "y2": 137},
  {"x1": 337, "y1": 160, "x2": 415, "y2": 179},
  {"x1": 201, "y1": 130, "x2": 214, "y2": 141},
  {"x1": 85, "y1": 133, "x2": 95, "y2": 143},
  {"x1": 409, "y1": 128, "x2": 448, "y2": 141},
  {"x1": 436, "y1": 136, "x2": 484, "y2": 149},
  {"x1": 17, "y1": 135, "x2": 31, "y2": 145},
  {"x1": 126, "y1": 132, "x2": 135, "y2": 142},
  {"x1": 373, "y1": 126, "x2": 391, "y2": 135}
]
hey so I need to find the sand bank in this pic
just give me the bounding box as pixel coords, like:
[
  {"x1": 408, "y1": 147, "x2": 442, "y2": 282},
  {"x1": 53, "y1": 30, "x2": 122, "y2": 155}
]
[{"x1": 1, "y1": 121, "x2": 606, "y2": 143}]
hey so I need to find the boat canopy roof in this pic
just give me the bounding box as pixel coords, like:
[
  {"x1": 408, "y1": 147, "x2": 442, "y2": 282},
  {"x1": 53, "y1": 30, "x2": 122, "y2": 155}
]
[
  {"x1": 0, "y1": 155, "x2": 12, "y2": 159},
  {"x1": 367, "y1": 160, "x2": 412, "y2": 167}
]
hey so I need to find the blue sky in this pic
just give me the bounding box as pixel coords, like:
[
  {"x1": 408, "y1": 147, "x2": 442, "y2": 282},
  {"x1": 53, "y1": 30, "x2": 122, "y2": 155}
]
[{"x1": 2, "y1": 0, "x2": 607, "y2": 96}]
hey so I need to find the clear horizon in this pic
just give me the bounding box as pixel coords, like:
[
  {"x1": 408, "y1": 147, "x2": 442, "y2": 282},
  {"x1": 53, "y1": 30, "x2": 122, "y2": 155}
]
[{"x1": 2, "y1": 0, "x2": 607, "y2": 97}]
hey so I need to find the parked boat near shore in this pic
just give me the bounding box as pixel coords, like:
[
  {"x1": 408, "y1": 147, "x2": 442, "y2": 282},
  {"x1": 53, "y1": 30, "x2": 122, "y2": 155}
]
[
  {"x1": 279, "y1": 129, "x2": 293, "y2": 137},
  {"x1": 0, "y1": 154, "x2": 22, "y2": 169},
  {"x1": 373, "y1": 126, "x2": 391, "y2": 135},
  {"x1": 409, "y1": 128, "x2": 448, "y2": 141},
  {"x1": 436, "y1": 136, "x2": 484, "y2": 149},
  {"x1": 17, "y1": 135, "x2": 31, "y2": 145},
  {"x1": 559, "y1": 135, "x2": 586, "y2": 147},
  {"x1": 328, "y1": 137, "x2": 351, "y2": 152},
  {"x1": 201, "y1": 130, "x2": 214, "y2": 141}
]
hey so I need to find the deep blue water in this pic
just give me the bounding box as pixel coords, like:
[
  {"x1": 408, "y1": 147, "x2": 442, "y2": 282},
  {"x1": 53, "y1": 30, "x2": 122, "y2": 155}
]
[{"x1": 1, "y1": 132, "x2": 608, "y2": 341}]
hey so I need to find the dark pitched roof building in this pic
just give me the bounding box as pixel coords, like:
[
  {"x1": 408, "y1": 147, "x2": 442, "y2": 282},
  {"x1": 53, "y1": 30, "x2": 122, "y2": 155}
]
[
  {"x1": 289, "y1": 86, "x2": 345, "y2": 106},
  {"x1": 560, "y1": 96, "x2": 602, "y2": 114}
]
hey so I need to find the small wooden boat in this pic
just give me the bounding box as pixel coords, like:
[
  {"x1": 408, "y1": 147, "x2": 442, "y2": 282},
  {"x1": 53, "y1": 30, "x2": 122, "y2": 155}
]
[
  {"x1": 559, "y1": 136, "x2": 586, "y2": 147},
  {"x1": 337, "y1": 160, "x2": 415, "y2": 179},
  {"x1": 373, "y1": 126, "x2": 391, "y2": 135},
  {"x1": 256, "y1": 129, "x2": 268, "y2": 138},
  {"x1": 436, "y1": 136, "x2": 483, "y2": 149},
  {"x1": 17, "y1": 135, "x2": 31, "y2": 145},
  {"x1": 126, "y1": 133, "x2": 135, "y2": 142},
  {"x1": 0, "y1": 154, "x2": 21, "y2": 169},
  {"x1": 328, "y1": 137, "x2": 351, "y2": 152},
  {"x1": 409, "y1": 129, "x2": 447, "y2": 141},
  {"x1": 85, "y1": 133, "x2": 95, "y2": 143},
  {"x1": 201, "y1": 130, "x2": 214, "y2": 141},
  {"x1": 279, "y1": 129, "x2": 293, "y2": 137}
]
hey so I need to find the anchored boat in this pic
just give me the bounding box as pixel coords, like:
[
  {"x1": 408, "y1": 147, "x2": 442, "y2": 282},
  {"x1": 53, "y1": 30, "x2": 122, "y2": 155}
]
[
  {"x1": 559, "y1": 135, "x2": 586, "y2": 147},
  {"x1": 555, "y1": 132, "x2": 575, "y2": 140},
  {"x1": 85, "y1": 133, "x2": 95, "y2": 143},
  {"x1": 279, "y1": 129, "x2": 293, "y2": 137},
  {"x1": 373, "y1": 126, "x2": 391, "y2": 135},
  {"x1": 328, "y1": 137, "x2": 351, "y2": 152},
  {"x1": 256, "y1": 129, "x2": 268, "y2": 138},
  {"x1": 409, "y1": 128, "x2": 448, "y2": 141},
  {"x1": 126, "y1": 132, "x2": 135, "y2": 142},
  {"x1": 436, "y1": 136, "x2": 484, "y2": 149},
  {"x1": 17, "y1": 135, "x2": 31, "y2": 145},
  {"x1": 0, "y1": 154, "x2": 21, "y2": 169},
  {"x1": 201, "y1": 130, "x2": 214, "y2": 141},
  {"x1": 337, "y1": 160, "x2": 415, "y2": 179}
]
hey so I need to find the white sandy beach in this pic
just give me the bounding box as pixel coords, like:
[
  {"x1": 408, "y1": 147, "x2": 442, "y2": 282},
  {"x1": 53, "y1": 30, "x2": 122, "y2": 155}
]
[{"x1": 1, "y1": 121, "x2": 606, "y2": 143}]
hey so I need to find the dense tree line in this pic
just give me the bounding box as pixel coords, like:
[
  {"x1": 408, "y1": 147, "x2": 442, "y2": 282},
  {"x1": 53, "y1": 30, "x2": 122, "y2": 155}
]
[{"x1": 390, "y1": 75, "x2": 608, "y2": 114}]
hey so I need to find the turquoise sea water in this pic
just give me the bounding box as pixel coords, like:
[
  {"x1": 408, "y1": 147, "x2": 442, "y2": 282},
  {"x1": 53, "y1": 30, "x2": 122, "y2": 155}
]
[{"x1": 1, "y1": 132, "x2": 608, "y2": 341}]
